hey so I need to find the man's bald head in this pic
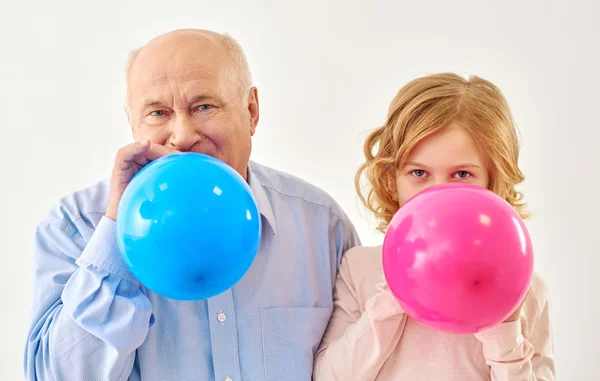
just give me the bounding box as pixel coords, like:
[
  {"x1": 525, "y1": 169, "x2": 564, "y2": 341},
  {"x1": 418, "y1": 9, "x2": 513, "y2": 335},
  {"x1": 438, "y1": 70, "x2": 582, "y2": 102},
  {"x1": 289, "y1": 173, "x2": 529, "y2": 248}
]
[{"x1": 125, "y1": 29, "x2": 252, "y2": 109}]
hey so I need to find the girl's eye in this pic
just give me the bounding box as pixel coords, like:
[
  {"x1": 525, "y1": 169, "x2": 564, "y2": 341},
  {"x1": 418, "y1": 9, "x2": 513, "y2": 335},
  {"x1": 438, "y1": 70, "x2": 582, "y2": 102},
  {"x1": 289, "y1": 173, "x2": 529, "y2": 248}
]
[
  {"x1": 411, "y1": 170, "x2": 427, "y2": 178},
  {"x1": 454, "y1": 171, "x2": 471, "y2": 179}
]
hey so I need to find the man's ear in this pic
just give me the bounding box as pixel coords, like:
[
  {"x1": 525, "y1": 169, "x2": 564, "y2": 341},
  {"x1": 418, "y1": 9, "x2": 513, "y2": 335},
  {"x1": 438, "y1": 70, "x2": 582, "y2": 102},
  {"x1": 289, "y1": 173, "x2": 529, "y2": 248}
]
[{"x1": 247, "y1": 87, "x2": 259, "y2": 136}]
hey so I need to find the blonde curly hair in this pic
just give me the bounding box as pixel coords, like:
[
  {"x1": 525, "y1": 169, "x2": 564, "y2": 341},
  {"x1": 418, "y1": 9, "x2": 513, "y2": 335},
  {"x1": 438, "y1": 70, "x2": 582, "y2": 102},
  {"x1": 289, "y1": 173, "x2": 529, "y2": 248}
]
[{"x1": 356, "y1": 73, "x2": 529, "y2": 233}]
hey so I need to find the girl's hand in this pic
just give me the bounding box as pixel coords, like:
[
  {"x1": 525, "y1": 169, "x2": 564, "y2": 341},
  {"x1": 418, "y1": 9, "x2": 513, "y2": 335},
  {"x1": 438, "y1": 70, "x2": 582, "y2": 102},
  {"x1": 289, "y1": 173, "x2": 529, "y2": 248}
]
[{"x1": 503, "y1": 293, "x2": 528, "y2": 322}]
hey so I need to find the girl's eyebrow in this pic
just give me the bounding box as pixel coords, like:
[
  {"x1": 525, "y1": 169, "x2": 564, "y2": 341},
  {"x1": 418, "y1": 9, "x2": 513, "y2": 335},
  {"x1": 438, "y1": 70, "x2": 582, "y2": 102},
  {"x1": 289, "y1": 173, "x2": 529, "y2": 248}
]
[{"x1": 403, "y1": 161, "x2": 481, "y2": 169}]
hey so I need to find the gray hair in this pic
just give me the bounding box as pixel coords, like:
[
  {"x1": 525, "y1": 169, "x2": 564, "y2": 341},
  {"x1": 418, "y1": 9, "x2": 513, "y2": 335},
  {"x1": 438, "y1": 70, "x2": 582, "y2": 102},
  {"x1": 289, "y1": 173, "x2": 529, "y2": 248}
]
[{"x1": 221, "y1": 33, "x2": 253, "y2": 99}]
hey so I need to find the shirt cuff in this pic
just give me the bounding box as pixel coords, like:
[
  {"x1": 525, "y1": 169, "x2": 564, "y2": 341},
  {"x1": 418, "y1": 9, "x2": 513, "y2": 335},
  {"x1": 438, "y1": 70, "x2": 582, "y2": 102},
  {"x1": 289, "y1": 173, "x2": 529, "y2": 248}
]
[
  {"x1": 367, "y1": 284, "x2": 406, "y2": 319},
  {"x1": 76, "y1": 216, "x2": 139, "y2": 284},
  {"x1": 474, "y1": 320, "x2": 524, "y2": 360}
]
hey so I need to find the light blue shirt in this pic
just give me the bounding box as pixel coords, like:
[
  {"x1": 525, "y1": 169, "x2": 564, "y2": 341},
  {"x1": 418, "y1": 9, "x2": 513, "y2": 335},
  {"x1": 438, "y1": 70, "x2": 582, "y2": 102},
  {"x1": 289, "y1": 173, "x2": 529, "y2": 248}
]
[{"x1": 24, "y1": 161, "x2": 360, "y2": 381}]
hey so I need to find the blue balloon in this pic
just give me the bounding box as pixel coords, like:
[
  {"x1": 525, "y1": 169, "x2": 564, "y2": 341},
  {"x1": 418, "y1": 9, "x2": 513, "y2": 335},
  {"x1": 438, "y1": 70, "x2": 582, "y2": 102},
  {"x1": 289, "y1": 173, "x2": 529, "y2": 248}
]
[{"x1": 116, "y1": 152, "x2": 262, "y2": 300}]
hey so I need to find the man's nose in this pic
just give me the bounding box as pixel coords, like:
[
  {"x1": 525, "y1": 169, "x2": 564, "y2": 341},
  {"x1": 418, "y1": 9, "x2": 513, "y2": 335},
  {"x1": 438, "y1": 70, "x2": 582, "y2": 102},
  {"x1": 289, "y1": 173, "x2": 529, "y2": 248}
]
[{"x1": 167, "y1": 116, "x2": 201, "y2": 151}]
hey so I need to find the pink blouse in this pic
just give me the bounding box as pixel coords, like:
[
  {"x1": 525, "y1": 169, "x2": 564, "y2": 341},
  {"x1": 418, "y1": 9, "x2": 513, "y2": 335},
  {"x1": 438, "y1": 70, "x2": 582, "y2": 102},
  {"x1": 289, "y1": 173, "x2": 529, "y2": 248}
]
[{"x1": 314, "y1": 246, "x2": 554, "y2": 380}]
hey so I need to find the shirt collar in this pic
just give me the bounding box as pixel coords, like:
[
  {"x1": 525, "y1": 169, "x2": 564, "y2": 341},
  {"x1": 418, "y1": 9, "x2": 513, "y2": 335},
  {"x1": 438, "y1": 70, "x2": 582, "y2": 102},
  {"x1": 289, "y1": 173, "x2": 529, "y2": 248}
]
[{"x1": 247, "y1": 166, "x2": 276, "y2": 235}]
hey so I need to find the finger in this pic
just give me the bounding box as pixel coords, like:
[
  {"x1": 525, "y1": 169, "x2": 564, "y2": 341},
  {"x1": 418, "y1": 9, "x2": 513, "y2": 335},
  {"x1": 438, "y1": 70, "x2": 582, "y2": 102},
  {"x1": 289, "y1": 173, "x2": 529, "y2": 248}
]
[
  {"x1": 133, "y1": 144, "x2": 179, "y2": 166},
  {"x1": 115, "y1": 140, "x2": 151, "y2": 171}
]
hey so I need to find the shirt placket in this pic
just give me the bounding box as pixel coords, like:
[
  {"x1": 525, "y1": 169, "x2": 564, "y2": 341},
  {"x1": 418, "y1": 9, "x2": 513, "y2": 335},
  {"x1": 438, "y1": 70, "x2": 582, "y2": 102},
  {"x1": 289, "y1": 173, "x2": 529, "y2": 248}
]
[{"x1": 207, "y1": 289, "x2": 242, "y2": 381}]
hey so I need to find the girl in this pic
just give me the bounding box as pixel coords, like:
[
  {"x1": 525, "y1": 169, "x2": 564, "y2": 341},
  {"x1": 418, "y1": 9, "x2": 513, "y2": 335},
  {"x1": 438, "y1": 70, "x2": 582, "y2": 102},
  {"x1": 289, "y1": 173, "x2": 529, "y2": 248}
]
[{"x1": 313, "y1": 73, "x2": 554, "y2": 380}]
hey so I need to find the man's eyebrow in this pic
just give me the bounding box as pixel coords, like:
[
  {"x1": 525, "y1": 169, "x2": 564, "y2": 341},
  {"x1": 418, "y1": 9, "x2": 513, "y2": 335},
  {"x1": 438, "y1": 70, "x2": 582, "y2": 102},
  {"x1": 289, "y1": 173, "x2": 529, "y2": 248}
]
[
  {"x1": 139, "y1": 93, "x2": 222, "y2": 113},
  {"x1": 141, "y1": 100, "x2": 163, "y2": 110},
  {"x1": 188, "y1": 94, "x2": 219, "y2": 104}
]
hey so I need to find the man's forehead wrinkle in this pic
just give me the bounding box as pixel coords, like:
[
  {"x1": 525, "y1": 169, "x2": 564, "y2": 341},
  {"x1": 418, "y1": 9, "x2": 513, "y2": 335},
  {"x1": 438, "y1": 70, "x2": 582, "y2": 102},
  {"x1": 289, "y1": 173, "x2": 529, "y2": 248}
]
[
  {"x1": 132, "y1": 71, "x2": 240, "y2": 98},
  {"x1": 132, "y1": 68, "x2": 218, "y2": 84}
]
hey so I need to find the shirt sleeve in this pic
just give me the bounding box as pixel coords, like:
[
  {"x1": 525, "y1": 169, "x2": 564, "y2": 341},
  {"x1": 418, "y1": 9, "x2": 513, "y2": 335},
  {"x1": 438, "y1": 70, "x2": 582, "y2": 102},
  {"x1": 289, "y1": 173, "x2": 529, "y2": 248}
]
[
  {"x1": 24, "y1": 216, "x2": 153, "y2": 381},
  {"x1": 474, "y1": 277, "x2": 555, "y2": 381},
  {"x1": 313, "y1": 252, "x2": 408, "y2": 381},
  {"x1": 333, "y1": 208, "x2": 362, "y2": 263}
]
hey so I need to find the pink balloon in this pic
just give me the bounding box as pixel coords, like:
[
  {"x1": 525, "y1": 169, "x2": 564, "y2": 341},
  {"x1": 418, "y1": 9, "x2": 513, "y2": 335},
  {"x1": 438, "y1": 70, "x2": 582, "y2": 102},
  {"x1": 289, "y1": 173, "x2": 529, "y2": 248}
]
[{"x1": 382, "y1": 183, "x2": 534, "y2": 334}]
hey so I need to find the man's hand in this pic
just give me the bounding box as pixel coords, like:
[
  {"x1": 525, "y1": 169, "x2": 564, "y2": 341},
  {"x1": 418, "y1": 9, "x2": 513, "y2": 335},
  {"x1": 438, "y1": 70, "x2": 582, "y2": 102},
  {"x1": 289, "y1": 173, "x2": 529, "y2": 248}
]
[{"x1": 105, "y1": 140, "x2": 179, "y2": 221}]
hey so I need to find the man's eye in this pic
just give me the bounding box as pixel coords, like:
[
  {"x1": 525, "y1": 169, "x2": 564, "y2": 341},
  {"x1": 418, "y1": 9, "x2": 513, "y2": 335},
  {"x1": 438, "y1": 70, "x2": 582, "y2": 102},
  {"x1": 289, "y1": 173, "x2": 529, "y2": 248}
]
[
  {"x1": 150, "y1": 110, "x2": 167, "y2": 117},
  {"x1": 197, "y1": 104, "x2": 213, "y2": 111}
]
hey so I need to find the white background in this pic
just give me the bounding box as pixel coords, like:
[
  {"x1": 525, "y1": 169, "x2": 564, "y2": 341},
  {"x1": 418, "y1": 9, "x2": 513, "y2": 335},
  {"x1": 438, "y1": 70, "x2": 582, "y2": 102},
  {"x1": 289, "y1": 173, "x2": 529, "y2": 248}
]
[{"x1": 1, "y1": 0, "x2": 598, "y2": 379}]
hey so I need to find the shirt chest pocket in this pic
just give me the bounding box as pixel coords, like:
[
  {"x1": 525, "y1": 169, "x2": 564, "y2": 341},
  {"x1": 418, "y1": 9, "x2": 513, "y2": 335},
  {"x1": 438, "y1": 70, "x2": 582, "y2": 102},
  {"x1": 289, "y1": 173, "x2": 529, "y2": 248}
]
[{"x1": 261, "y1": 307, "x2": 333, "y2": 381}]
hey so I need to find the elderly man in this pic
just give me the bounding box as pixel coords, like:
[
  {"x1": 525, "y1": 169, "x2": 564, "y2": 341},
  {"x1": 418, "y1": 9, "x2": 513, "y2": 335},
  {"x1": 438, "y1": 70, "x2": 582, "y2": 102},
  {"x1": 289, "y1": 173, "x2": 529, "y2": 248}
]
[{"x1": 24, "y1": 29, "x2": 360, "y2": 381}]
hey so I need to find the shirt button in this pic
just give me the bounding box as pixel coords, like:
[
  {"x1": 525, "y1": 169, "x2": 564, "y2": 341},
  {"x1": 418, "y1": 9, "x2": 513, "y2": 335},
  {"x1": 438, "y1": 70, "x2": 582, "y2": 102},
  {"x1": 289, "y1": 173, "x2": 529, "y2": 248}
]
[
  {"x1": 217, "y1": 312, "x2": 227, "y2": 323},
  {"x1": 225, "y1": 378, "x2": 233, "y2": 381}
]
